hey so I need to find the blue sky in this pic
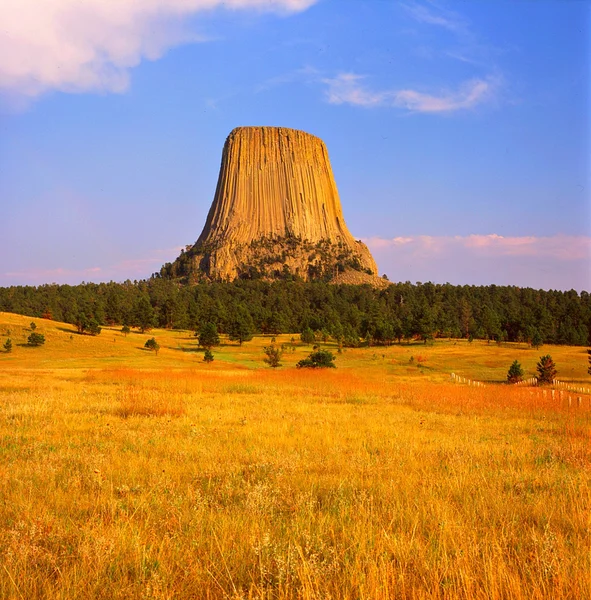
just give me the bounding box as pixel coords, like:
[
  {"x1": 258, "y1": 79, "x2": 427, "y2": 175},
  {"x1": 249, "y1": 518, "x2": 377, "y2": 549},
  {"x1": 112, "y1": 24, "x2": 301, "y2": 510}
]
[{"x1": 0, "y1": 0, "x2": 589, "y2": 290}]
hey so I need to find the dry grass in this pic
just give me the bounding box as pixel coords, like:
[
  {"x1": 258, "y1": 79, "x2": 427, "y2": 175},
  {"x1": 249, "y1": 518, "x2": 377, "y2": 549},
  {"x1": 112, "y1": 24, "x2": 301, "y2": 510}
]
[{"x1": 0, "y1": 312, "x2": 590, "y2": 599}]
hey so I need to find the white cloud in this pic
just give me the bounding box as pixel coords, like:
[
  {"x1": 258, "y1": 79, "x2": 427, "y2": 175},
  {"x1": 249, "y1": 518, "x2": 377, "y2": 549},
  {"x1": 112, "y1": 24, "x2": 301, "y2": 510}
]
[
  {"x1": 0, "y1": 0, "x2": 316, "y2": 102},
  {"x1": 322, "y1": 72, "x2": 499, "y2": 113}
]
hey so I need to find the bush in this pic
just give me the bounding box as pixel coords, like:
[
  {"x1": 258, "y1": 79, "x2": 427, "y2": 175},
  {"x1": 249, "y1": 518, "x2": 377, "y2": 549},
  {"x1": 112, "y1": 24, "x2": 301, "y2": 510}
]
[
  {"x1": 4, "y1": 338, "x2": 12, "y2": 353},
  {"x1": 536, "y1": 355, "x2": 557, "y2": 385},
  {"x1": 263, "y1": 345, "x2": 283, "y2": 368},
  {"x1": 507, "y1": 360, "x2": 524, "y2": 384},
  {"x1": 121, "y1": 325, "x2": 130, "y2": 336},
  {"x1": 27, "y1": 332, "x2": 45, "y2": 347},
  {"x1": 203, "y1": 348, "x2": 214, "y2": 363},
  {"x1": 297, "y1": 349, "x2": 336, "y2": 369},
  {"x1": 30, "y1": 322, "x2": 37, "y2": 331},
  {"x1": 144, "y1": 337, "x2": 160, "y2": 355}
]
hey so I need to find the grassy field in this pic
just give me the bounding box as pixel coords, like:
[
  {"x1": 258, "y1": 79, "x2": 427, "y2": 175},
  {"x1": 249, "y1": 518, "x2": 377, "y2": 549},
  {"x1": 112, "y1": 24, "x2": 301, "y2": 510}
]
[{"x1": 0, "y1": 312, "x2": 589, "y2": 599}]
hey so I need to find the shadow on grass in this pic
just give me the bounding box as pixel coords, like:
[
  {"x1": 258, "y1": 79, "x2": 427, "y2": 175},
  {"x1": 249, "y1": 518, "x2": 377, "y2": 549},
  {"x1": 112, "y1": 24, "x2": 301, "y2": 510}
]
[{"x1": 169, "y1": 346, "x2": 203, "y2": 353}]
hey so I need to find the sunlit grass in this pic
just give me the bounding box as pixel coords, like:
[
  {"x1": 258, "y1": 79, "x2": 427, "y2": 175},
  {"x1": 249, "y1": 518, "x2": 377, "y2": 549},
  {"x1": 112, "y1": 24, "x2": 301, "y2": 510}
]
[{"x1": 0, "y1": 312, "x2": 589, "y2": 598}]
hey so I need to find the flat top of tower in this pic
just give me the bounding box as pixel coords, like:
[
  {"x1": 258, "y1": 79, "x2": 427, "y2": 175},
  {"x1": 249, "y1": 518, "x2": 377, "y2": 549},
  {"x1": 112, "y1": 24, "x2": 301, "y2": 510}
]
[{"x1": 228, "y1": 126, "x2": 323, "y2": 143}]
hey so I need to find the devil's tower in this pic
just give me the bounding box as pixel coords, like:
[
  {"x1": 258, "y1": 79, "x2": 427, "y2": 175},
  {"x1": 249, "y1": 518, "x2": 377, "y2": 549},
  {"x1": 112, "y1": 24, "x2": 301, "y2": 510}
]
[{"x1": 163, "y1": 126, "x2": 381, "y2": 284}]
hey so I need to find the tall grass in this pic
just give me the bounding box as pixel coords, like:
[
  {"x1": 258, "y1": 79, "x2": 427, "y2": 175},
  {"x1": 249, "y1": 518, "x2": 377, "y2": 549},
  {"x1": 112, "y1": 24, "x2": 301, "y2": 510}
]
[{"x1": 0, "y1": 364, "x2": 589, "y2": 599}]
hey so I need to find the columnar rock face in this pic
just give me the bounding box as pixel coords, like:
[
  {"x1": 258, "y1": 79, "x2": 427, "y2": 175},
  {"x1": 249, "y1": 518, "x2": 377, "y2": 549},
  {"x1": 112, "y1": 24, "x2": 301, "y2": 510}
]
[{"x1": 164, "y1": 126, "x2": 381, "y2": 283}]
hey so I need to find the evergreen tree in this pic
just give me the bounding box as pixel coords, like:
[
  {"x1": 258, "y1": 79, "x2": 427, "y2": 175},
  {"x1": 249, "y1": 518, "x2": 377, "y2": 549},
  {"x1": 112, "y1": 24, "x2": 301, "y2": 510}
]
[
  {"x1": 536, "y1": 355, "x2": 557, "y2": 385},
  {"x1": 300, "y1": 326, "x2": 315, "y2": 345},
  {"x1": 3, "y1": 338, "x2": 12, "y2": 353},
  {"x1": 87, "y1": 318, "x2": 102, "y2": 336},
  {"x1": 144, "y1": 337, "x2": 160, "y2": 355},
  {"x1": 228, "y1": 306, "x2": 254, "y2": 345},
  {"x1": 507, "y1": 360, "x2": 524, "y2": 384},
  {"x1": 27, "y1": 332, "x2": 45, "y2": 347},
  {"x1": 531, "y1": 329, "x2": 543, "y2": 349},
  {"x1": 203, "y1": 348, "x2": 214, "y2": 363},
  {"x1": 30, "y1": 322, "x2": 37, "y2": 331},
  {"x1": 263, "y1": 344, "x2": 283, "y2": 368},
  {"x1": 587, "y1": 349, "x2": 591, "y2": 376},
  {"x1": 134, "y1": 296, "x2": 156, "y2": 333},
  {"x1": 121, "y1": 325, "x2": 130, "y2": 337},
  {"x1": 199, "y1": 322, "x2": 220, "y2": 349}
]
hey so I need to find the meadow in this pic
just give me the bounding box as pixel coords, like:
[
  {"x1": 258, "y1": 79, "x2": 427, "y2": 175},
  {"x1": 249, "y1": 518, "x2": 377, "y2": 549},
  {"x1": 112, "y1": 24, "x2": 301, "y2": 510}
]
[{"x1": 0, "y1": 312, "x2": 589, "y2": 599}]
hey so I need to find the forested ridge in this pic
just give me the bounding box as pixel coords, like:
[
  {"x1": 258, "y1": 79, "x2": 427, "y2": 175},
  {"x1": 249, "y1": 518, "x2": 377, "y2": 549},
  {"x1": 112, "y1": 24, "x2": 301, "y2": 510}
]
[{"x1": 0, "y1": 279, "x2": 589, "y2": 346}]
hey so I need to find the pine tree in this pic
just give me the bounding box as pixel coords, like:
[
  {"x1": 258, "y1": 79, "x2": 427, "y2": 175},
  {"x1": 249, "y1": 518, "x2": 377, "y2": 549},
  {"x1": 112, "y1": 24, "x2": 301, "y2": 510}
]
[
  {"x1": 263, "y1": 345, "x2": 283, "y2": 368},
  {"x1": 536, "y1": 355, "x2": 557, "y2": 385},
  {"x1": 4, "y1": 338, "x2": 12, "y2": 353},
  {"x1": 144, "y1": 337, "x2": 160, "y2": 355},
  {"x1": 228, "y1": 306, "x2": 254, "y2": 345},
  {"x1": 507, "y1": 360, "x2": 524, "y2": 384},
  {"x1": 587, "y1": 349, "x2": 591, "y2": 376},
  {"x1": 203, "y1": 348, "x2": 214, "y2": 363},
  {"x1": 199, "y1": 322, "x2": 220, "y2": 349},
  {"x1": 27, "y1": 332, "x2": 45, "y2": 347},
  {"x1": 300, "y1": 326, "x2": 315, "y2": 345}
]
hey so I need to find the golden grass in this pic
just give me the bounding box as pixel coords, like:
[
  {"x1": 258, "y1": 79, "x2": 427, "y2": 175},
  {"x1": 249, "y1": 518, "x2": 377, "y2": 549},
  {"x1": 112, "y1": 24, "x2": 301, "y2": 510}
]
[{"x1": 0, "y1": 312, "x2": 590, "y2": 599}]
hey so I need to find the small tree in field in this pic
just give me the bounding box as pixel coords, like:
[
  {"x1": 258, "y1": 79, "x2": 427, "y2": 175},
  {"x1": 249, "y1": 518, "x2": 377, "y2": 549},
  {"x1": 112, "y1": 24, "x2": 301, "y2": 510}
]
[
  {"x1": 587, "y1": 349, "x2": 591, "y2": 376},
  {"x1": 199, "y1": 322, "x2": 220, "y2": 350},
  {"x1": 531, "y1": 329, "x2": 543, "y2": 349},
  {"x1": 300, "y1": 327, "x2": 315, "y2": 345},
  {"x1": 297, "y1": 349, "x2": 336, "y2": 369},
  {"x1": 28, "y1": 332, "x2": 45, "y2": 347},
  {"x1": 30, "y1": 322, "x2": 37, "y2": 331},
  {"x1": 87, "y1": 319, "x2": 102, "y2": 336},
  {"x1": 263, "y1": 345, "x2": 283, "y2": 368},
  {"x1": 203, "y1": 348, "x2": 214, "y2": 363},
  {"x1": 536, "y1": 355, "x2": 557, "y2": 385},
  {"x1": 4, "y1": 338, "x2": 12, "y2": 353},
  {"x1": 144, "y1": 337, "x2": 160, "y2": 355},
  {"x1": 507, "y1": 360, "x2": 524, "y2": 384},
  {"x1": 121, "y1": 325, "x2": 130, "y2": 337}
]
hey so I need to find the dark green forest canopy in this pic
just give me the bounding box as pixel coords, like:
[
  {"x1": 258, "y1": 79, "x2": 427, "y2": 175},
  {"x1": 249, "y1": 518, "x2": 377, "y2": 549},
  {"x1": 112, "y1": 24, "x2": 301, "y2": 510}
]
[{"x1": 0, "y1": 279, "x2": 589, "y2": 346}]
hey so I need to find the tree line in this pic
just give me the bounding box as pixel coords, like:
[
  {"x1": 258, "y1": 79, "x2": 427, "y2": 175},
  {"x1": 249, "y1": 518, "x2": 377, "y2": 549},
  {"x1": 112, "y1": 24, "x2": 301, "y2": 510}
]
[{"x1": 0, "y1": 279, "x2": 589, "y2": 346}]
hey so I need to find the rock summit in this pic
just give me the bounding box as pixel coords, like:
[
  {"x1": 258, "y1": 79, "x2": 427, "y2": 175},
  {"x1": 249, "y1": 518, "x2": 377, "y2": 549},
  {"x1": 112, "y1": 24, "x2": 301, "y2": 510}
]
[{"x1": 162, "y1": 126, "x2": 382, "y2": 284}]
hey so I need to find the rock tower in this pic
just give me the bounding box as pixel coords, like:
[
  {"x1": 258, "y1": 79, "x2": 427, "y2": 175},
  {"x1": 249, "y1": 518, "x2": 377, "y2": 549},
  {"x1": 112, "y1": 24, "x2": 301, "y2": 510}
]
[{"x1": 163, "y1": 126, "x2": 381, "y2": 283}]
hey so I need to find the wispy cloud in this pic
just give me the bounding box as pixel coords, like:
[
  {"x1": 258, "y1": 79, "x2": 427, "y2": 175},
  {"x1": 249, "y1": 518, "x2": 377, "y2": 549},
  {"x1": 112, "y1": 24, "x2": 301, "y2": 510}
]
[
  {"x1": 322, "y1": 72, "x2": 500, "y2": 113},
  {"x1": 365, "y1": 234, "x2": 591, "y2": 260},
  {"x1": 401, "y1": 2, "x2": 468, "y2": 34},
  {"x1": 364, "y1": 234, "x2": 591, "y2": 291},
  {"x1": 0, "y1": 0, "x2": 317, "y2": 104}
]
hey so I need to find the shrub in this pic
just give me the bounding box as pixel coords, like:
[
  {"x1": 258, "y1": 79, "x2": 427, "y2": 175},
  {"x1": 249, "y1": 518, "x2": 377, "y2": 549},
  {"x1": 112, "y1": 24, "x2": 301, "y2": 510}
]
[
  {"x1": 297, "y1": 349, "x2": 336, "y2": 369},
  {"x1": 536, "y1": 355, "x2": 557, "y2": 385},
  {"x1": 203, "y1": 348, "x2": 214, "y2": 363},
  {"x1": 30, "y1": 322, "x2": 37, "y2": 331},
  {"x1": 121, "y1": 325, "x2": 131, "y2": 336},
  {"x1": 27, "y1": 332, "x2": 45, "y2": 347},
  {"x1": 507, "y1": 360, "x2": 524, "y2": 384},
  {"x1": 3, "y1": 338, "x2": 12, "y2": 353}
]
